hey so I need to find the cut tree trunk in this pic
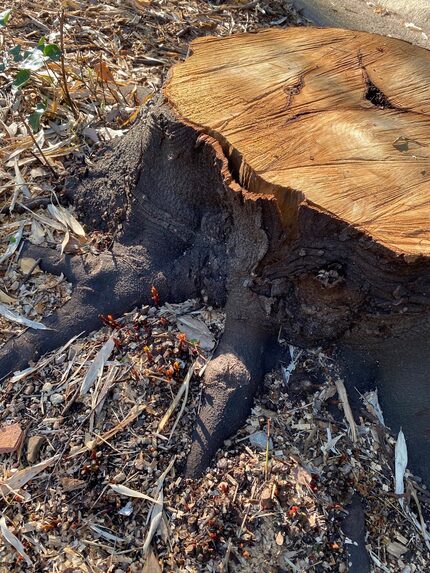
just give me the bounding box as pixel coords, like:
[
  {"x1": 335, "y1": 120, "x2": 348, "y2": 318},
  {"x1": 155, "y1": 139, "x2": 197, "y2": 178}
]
[{"x1": 2, "y1": 27, "x2": 430, "y2": 482}]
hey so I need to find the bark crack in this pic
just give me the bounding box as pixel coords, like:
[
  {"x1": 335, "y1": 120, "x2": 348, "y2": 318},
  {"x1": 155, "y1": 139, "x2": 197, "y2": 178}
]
[{"x1": 358, "y1": 51, "x2": 398, "y2": 110}]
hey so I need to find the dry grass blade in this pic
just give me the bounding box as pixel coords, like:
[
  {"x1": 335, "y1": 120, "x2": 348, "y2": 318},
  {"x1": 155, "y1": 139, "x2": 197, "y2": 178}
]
[
  {"x1": 334, "y1": 377, "x2": 358, "y2": 443},
  {"x1": 158, "y1": 361, "x2": 195, "y2": 434},
  {"x1": 10, "y1": 331, "x2": 83, "y2": 383},
  {"x1": 69, "y1": 403, "x2": 146, "y2": 457},
  {"x1": 89, "y1": 524, "x2": 125, "y2": 544},
  {"x1": 94, "y1": 366, "x2": 118, "y2": 416},
  {"x1": 143, "y1": 490, "x2": 163, "y2": 556},
  {"x1": 410, "y1": 484, "x2": 430, "y2": 550},
  {"x1": 143, "y1": 457, "x2": 176, "y2": 556}
]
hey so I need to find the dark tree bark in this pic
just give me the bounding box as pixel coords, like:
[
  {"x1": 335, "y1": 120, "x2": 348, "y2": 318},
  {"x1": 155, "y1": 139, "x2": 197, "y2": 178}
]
[{"x1": 1, "y1": 27, "x2": 430, "y2": 492}]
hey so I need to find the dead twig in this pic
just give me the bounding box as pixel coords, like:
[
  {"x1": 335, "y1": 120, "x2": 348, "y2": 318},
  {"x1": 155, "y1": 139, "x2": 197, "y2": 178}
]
[{"x1": 59, "y1": 10, "x2": 79, "y2": 119}]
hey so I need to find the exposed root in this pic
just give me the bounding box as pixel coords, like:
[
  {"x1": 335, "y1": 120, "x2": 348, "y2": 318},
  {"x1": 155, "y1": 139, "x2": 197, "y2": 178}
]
[
  {"x1": 0, "y1": 242, "x2": 159, "y2": 381},
  {"x1": 186, "y1": 291, "x2": 272, "y2": 477},
  {"x1": 22, "y1": 242, "x2": 85, "y2": 283}
]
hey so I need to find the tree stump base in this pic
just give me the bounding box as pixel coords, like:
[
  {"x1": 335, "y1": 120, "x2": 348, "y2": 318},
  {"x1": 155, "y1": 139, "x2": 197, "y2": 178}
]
[{"x1": 1, "y1": 27, "x2": 430, "y2": 482}]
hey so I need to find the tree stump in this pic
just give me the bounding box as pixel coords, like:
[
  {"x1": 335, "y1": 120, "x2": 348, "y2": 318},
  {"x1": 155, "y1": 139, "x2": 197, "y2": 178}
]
[{"x1": 2, "y1": 27, "x2": 430, "y2": 479}]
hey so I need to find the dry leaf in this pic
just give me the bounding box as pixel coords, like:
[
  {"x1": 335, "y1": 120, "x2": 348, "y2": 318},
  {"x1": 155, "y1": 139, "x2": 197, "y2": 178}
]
[
  {"x1": 61, "y1": 477, "x2": 86, "y2": 492},
  {"x1": 0, "y1": 455, "x2": 60, "y2": 497},
  {"x1": 0, "y1": 303, "x2": 48, "y2": 330},
  {"x1": 109, "y1": 483, "x2": 160, "y2": 504},
  {"x1": 89, "y1": 524, "x2": 125, "y2": 543},
  {"x1": 395, "y1": 429, "x2": 407, "y2": 506},
  {"x1": 177, "y1": 315, "x2": 215, "y2": 350},
  {"x1": 80, "y1": 336, "x2": 115, "y2": 396},
  {"x1": 48, "y1": 204, "x2": 86, "y2": 237},
  {"x1": 94, "y1": 60, "x2": 115, "y2": 83},
  {"x1": 0, "y1": 289, "x2": 17, "y2": 304},
  {"x1": 0, "y1": 224, "x2": 24, "y2": 265},
  {"x1": 144, "y1": 547, "x2": 162, "y2": 573},
  {"x1": 11, "y1": 160, "x2": 30, "y2": 211},
  {"x1": 386, "y1": 541, "x2": 408, "y2": 558},
  {"x1": 29, "y1": 219, "x2": 45, "y2": 245},
  {"x1": 0, "y1": 517, "x2": 33, "y2": 566},
  {"x1": 19, "y1": 257, "x2": 41, "y2": 275}
]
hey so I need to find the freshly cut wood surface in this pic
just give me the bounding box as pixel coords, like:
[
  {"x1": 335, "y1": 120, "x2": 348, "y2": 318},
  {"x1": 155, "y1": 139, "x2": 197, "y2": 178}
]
[{"x1": 166, "y1": 27, "x2": 430, "y2": 256}]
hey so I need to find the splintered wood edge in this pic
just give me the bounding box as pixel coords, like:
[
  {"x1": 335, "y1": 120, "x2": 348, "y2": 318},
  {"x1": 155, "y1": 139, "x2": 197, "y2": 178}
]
[{"x1": 165, "y1": 27, "x2": 430, "y2": 258}]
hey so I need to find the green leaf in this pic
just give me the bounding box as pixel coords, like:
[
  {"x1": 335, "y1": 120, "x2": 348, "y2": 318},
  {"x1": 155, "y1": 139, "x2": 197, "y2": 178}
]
[
  {"x1": 9, "y1": 45, "x2": 22, "y2": 62},
  {"x1": 13, "y1": 69, "x2": 31, "y2": 89},
  {"x1": 28, "y1": 101, "x2": 47, "y2": 133},
  {"x1": 43, "y1": 44, "x2": 61, "y2": 62},
  {"x1": 37, "y1": 36, "x2": 46, "y2": 50},
  {"x1": 0, "y1": 9, "x2": 11, "y2": 27}
]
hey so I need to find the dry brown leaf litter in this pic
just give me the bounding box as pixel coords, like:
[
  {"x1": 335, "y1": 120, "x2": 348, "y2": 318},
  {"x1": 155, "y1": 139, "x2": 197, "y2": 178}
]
[
  {"x1": 0, "y1": 302, "x2": 429, "y2": 571},
  {"x1": 0, "y1": 1, "x2": 430, "y2": 572}
]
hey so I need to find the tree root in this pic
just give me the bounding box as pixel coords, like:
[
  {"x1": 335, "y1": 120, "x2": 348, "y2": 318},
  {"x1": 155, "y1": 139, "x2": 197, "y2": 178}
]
[
  {"x1": 186, "y1": 288, "x2": 273, "y2": 477},
  {"x1": 0, "y1": 241, "x2": 171, "y2": 381}
]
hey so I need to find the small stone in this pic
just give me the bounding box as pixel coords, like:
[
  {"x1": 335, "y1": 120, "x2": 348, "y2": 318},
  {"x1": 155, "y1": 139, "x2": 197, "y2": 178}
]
[
  {"x1": 217, "y1": 457, "x2": 229, "y2": 470},
  {"x1": 275, "y1": 531, "x2": 284, "y2": 546},
  {"x1": 260, "y1": 487, "x2": 274, "y2": 510},
  {"x1": 26, "y1": 435, "x2": 45, "y2": 464},
  {"x1": 23, "y1": 383, "x2": 34, "y2": 395},
  {"x1": 249, "y1": 430, "x2": 273, "y2": 451},
  {"x1": 0, "y1": 422, "x2": 23, "y2": 454},
  {"x1": 42, "y1": 382, "x2": 53, "y2": 393},
  {"x1": 113, "y1": 471, "x2": 126, "y2": 483},
  {"x1": 50, "y1": 393, "x2": 64, "y2": 405}
]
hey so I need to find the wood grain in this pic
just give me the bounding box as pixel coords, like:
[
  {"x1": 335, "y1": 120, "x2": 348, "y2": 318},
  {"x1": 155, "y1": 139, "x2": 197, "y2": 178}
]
[{"x1": 166, "y1": 28, "x2": 430, "y2": 256}]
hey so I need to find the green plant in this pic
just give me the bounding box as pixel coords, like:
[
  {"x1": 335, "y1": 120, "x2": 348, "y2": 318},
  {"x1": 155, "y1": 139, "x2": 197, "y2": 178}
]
[{"x1": 0, "y1": 10, "x2": 63, "y2": 132}]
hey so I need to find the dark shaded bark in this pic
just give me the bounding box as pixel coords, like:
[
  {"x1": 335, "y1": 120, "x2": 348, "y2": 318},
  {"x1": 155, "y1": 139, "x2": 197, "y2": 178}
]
[
  {"x1": 341, "y1": 494, "x2": 370, "y2": 573},
  {"x1": 1, "y1": 102, "x2": 430, "y2": 484}
]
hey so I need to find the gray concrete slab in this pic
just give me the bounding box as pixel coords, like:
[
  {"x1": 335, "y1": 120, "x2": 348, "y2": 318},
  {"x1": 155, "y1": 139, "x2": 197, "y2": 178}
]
[{"x1": 292, "y1": 0, "x2": 430, "y2": 48}]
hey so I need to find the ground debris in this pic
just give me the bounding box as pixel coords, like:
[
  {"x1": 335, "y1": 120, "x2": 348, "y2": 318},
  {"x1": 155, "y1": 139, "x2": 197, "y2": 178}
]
[
  {"x1": 0, "y1": 304, "x2": 428, "y2": 571},
  {"x1": 0, "y1": 1, "x2": 429, "y2": 572}
]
